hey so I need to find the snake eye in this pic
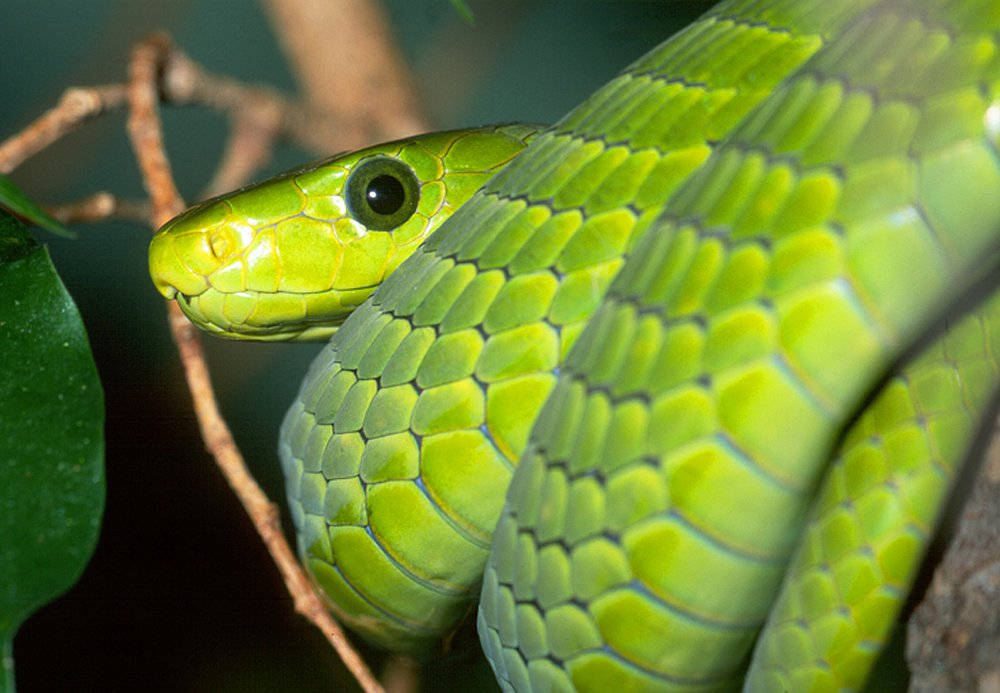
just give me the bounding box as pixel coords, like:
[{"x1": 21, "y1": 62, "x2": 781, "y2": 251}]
[{"x1": 345, "y1": 156, "x2": 420, "y2": 231}]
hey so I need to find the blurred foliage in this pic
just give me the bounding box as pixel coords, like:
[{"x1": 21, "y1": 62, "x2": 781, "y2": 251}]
[
  {"x1": 449, "y1": 0, "x2": 475, "y2": 24},
  {"x1": 0, "y1": 174, "x2": 73, "y2": 237}
]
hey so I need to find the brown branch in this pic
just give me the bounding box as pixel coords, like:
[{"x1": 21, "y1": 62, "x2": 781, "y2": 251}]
[
  {"x1": 907, "y1": 424, "x2": 1000, "y2": 692},
  {"x1": 0, "y1": 85, "x2": 126, "y2": 174},
  {"x1": 0, "y1": 43, "x2": 396, "y2": 184},
  {"x1": 0, "y1": 3, "x2": 431, "y2": 204},
  {"x1": 158, "y1": 39, "x2": 426, "y2": 159},
  {"x1": 164, "y1": 302, "x2": 384, "y2": 693},
  {"x1": 200, "y1": 109, "x2": 283, "y2": 199},
  {"x1": 126, "y1": 34, "x2": 185, "y2": 224},
  {"x1": 0, "y1": 3, "x2": 430, "y2": 689},
  {"x1": 7, "y1": 4, "x2": 997, "y2": 691},
  {"x1": 158, "y1": 46, "x2": 345, "y2": 156},
  {"x1": 124, "y1": 33, "x2": 383, "y2": 693},
  {"x1": 45, "y1": 192, "x2": 150, "y2": 225}
]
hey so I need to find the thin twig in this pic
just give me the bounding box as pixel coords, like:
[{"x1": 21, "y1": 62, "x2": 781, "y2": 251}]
[
  {"x1": 126, "y1": 34, "x2": 185, "y2": 224},
  {"x1": 124, "y1": 32, "x2": 383, "y2": 693},
  {"x1": 45, "y1": 192, "x2": 150, "y2": 225},
  {"x1": 0, "y1": 45, "x2": 377, "y2": 181},
  {"x1": 0, "y1": 6, "x2": 428, "y2": 196},
  {"x1": 261, "y1": 4, "x2": 429, "y2": 688},
  {"x1": 0, "y1": 85, "x2": 126, "y2": 174},
  {"x1": 200, "y1": 107, "x2": 284, "y2": 200},
  {"x1": 165, "y1": 302, "x2": 383, "y2": 693},
  {"x1": 5, "y1": 3, "x2": 997, "y2": 690},
  {"x1": 0, "y1": 6, "x2": 428, "y2": 689},
  {"x1": 159, "y1": 45, "x2": 346, "y2": 156}
]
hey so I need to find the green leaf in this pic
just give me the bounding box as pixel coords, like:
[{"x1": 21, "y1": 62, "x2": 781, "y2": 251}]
[
  {"x1": 0, "y1": 209, "x2": 104, "y2": 690},
  {"x1": 0, "y1": 173, "x2": 75, "y2": 239},
  {"x1": 448, "y1": 0, "x2": 474, "y2": 24}
]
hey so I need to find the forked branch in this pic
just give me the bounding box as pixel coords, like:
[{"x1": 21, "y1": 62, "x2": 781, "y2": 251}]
[{"x1": 0, "y1": 2, "x2": 434, "y2": 690}]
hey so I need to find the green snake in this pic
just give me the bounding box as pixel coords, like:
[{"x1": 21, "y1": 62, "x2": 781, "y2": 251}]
[{"x1": 148, "y1": 1, "x2": 1000, "y2": 689}]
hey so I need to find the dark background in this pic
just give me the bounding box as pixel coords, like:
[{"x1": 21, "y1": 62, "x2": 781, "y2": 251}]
[{"x1": 2, "y1": 2, "x2": 707, "y2": 690}]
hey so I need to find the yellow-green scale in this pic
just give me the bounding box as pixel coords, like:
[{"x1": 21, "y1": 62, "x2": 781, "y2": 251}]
[
  {"x1": 150, "y1": 124, "x2": 536, "y2": 341},
  {"x1": 746, "y1": 291, "x2": 1000, "y2": 691},
  {"x1": 479, "y1": 0, "x2": 1000, "y2": 690},
  {"x1": 146, "y1": 0, "x2": 1000, "y2": 688},
  {"x1": 281, "y1": 1, "x2": 829, "y2": 654}
]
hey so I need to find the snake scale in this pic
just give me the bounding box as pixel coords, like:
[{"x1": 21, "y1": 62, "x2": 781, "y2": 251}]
[{"x1": 149, "y1": 1, "x2": 1000, "y2": 690}]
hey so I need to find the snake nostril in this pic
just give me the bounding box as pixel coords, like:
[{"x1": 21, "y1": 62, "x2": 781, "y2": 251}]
[{"x1": 209, "y1": 230, "x2": 232, "y2": 259}]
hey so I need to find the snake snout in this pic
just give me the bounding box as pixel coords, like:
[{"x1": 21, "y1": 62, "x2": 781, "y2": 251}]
[{"x1": 148, "y1": 224, "x2": 213, "y2": 300}]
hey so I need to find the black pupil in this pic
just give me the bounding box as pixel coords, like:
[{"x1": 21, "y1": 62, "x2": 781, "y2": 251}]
[{"x1": 365, "y1": 175, "x2": 406, "y2": 215}]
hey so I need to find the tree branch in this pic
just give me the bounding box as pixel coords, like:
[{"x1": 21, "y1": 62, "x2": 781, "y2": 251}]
[
  {"x1": 0, "y1": 86, "x2": 126, "y2": 175},
  {"x1": 0, "y1": 2, "x2": 433, "y2": 688},
  {"x1": 45, "y1": 192, "x2": 150, "y2": 225},
  {"x1": 907, "y1": 422, "x2": 1000, "y2": 692},
  {"x1": 123, "y1": 32, "x2": 384, "y2": 693},
  {"x1": 4, "y1": 3, "x2": 998, "y2": 691}
]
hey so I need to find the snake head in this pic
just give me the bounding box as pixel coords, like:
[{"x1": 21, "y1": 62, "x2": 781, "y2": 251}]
[{"x1": 149, "y1": 124, "x2": 542, "y2": 341}]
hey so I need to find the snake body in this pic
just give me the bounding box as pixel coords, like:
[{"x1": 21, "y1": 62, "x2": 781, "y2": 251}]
[{"x1": 150, "y1": 1, "x2": 1000, "y2": 690}]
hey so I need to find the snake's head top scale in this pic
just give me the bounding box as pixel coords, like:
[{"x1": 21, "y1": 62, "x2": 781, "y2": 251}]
[{"x1": 149, "y1": 124, "x2": 541, "y2": 341}]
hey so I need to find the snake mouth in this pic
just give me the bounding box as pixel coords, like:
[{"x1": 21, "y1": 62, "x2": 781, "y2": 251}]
[
  {"x1": 170, "y1": 285, "x2": 375, "y2": 341},
  {"x1": 173, "y1": 292, "x2": 204, "y2": 324}
]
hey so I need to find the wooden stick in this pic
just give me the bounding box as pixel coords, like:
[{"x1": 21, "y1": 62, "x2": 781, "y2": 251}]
[
  {"x1": 1, "y1": 5, "x2": 432, "y2": 688},
  {"x1": 0, "y1": 85, "x2": 126, "y2": 174},
  {"x1": 45, "y1": 192, "x2": 150, "y2": 225},
  {"x1": 125, "y1": 32, "x2": 384, "y2": 693}
]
